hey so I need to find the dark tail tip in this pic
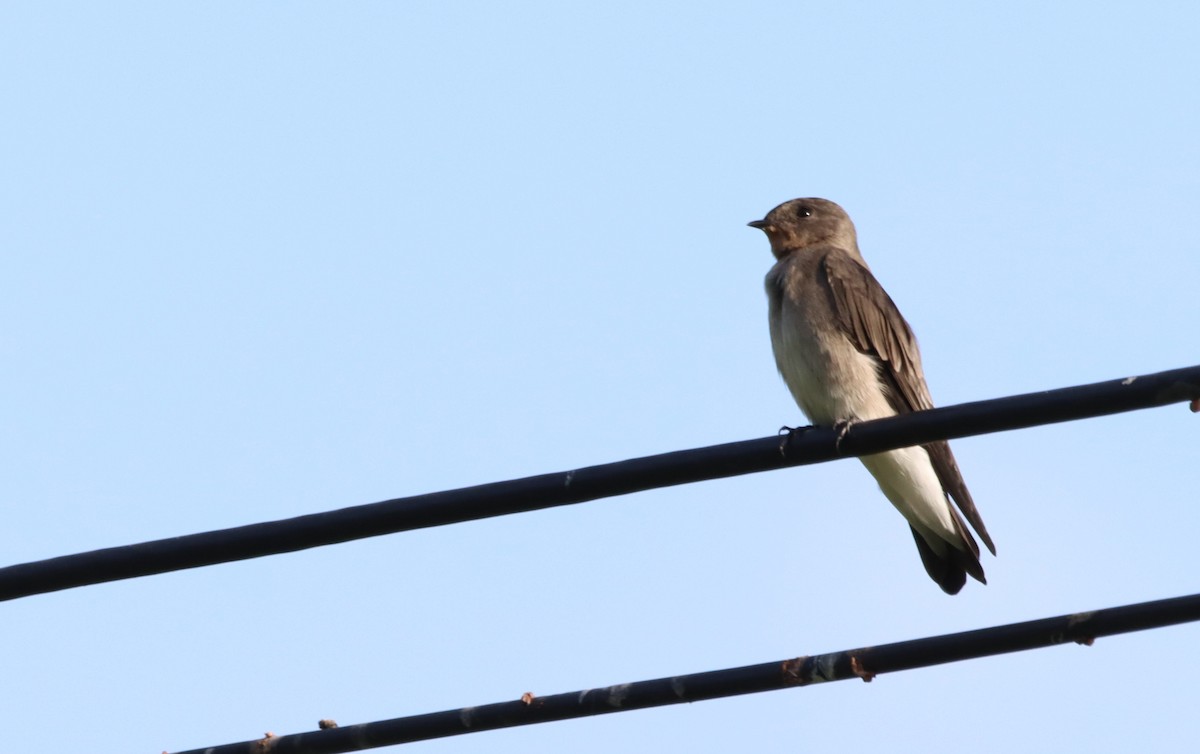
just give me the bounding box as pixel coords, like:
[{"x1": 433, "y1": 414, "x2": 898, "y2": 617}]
[{"x1": 910, "y1": 527, "x2": 986, "y2": 595}]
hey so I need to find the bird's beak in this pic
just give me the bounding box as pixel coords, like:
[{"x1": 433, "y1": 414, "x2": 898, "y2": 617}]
[{"x1": 747, "y1": 219, "x2": 768, "y2": 230}]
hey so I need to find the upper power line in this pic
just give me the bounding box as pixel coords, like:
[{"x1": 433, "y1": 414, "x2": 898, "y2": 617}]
[{"x1": 1, "y1": 364, "x2": 1197, "y2": 603}]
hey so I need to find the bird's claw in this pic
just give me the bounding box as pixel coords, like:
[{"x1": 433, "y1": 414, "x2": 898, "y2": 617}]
[
  {"x1": 777, "y1": 424, "x2": 815, "y2": 456},
  {"x1": 833, "y1": 419, "x2": 856, "y2": 452}
]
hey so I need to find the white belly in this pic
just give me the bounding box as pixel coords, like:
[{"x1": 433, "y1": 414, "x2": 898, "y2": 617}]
[
  {"x1": 769, "y1": 301, "x2": 895, "y2": 426},
  {"x1": 860, "y1": 446, "x2": 958, "y2": 541},
  {"x1": 766, "y1": 258, "x2": 960, "y2": 546}
]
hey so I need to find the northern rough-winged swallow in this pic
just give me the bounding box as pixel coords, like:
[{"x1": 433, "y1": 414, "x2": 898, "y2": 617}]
[{"x1": 750, "y1": 198, "x2": 995, "y2": 594}]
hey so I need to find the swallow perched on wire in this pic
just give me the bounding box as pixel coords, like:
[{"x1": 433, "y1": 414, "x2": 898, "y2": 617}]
[{"x1": 750, "y1": 198, "x2": 995, "y2": 594}]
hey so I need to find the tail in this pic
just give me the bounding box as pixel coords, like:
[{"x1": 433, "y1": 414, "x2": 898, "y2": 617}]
[{"x1": 910, "y1": 514, "x2": 986, "y2": 596}]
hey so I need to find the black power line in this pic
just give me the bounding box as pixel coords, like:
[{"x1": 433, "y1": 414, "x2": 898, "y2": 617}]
[
  {"x1": 168, "y1": 590, "x2": 1200, "y2": 754},
  {"x1": 2, "y1": 364, "x2": 1197, "y2": 603}
]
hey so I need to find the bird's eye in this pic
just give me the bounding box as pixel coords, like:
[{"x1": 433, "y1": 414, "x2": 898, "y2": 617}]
[{"x1": 798, "y1": 207, "x2": 813, "y2": 218}]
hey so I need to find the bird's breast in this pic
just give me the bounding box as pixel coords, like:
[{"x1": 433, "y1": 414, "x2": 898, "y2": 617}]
[{"x1": 766, "y1": 257, "x2": 895, "y2": 426}]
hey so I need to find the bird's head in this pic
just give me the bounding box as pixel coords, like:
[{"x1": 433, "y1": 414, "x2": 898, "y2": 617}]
[{"x1": 748, "y1": 198, "x2": 858, "y2": 260}]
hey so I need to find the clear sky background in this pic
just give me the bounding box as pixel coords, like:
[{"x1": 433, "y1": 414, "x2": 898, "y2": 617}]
[{"x1": 3, "y1": 3, "x2": 1199, "y2": 753}]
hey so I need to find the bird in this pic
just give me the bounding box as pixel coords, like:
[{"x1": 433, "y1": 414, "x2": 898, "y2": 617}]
[{"x1": 749, "y1": 197, "x2": 995, "y2": 594}]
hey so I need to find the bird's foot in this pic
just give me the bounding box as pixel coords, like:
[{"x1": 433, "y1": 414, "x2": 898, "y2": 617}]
[
  {"x1": 777, "y1": 424, "x2": 815, "y2": 456},
  {"x1": 832, "y1": 419, "x2": 857, "y2": 452}
]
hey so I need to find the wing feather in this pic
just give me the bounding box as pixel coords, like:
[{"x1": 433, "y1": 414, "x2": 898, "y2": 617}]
[{"x1": 821, "y1": 251, "x2": 996, "y2": 555}]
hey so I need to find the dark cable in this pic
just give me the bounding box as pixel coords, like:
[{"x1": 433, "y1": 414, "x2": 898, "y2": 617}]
[
  {"x1": 169, "y1": 590, "x2": 1200, "y2": 753},
  {"x1": 2, "y1": 364, "x2": 1197, "y2": 602}
]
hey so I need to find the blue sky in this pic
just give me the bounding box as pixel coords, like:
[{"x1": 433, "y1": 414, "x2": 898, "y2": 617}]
[{"x1": 2, "y1": 3, "x2": 1198, "y2": 752}]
